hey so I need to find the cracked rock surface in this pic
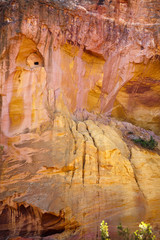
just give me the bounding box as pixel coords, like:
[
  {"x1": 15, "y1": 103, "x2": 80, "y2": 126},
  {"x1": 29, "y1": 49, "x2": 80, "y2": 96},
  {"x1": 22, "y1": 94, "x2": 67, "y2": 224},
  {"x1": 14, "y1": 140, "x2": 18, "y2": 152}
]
[{"x1": 0, "y1": 114, "x2": 160, "y2": 239}]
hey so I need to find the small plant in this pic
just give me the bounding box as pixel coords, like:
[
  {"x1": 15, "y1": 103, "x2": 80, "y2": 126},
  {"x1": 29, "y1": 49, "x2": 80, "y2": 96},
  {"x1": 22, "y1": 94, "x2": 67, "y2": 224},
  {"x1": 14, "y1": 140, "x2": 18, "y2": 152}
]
[
  {"x1": 100, "y1": 221, "x2": 156, "y2": 240},
  {"x1": 0, "y1": 145, "x2": 4, "y2": 152},
  {"x1": 132, "y1": 136, "x2": 158, "y2": 150},
  {"x1": 100, "y1": 220, "x2": 110, "y2": 240},
  {"x1": 134, "y1": 222, "x2": 156, "y2": 240},
  {"x1": 117, "y1": 223, "x2": 131, "y2": 240}
]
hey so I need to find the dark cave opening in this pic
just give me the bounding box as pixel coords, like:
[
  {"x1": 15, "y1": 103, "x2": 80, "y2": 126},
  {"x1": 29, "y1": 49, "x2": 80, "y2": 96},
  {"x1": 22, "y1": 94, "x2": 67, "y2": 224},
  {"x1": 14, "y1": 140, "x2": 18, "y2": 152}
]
[{"x1": 97, "y1": 0, "x2": 105, "y2": 5}]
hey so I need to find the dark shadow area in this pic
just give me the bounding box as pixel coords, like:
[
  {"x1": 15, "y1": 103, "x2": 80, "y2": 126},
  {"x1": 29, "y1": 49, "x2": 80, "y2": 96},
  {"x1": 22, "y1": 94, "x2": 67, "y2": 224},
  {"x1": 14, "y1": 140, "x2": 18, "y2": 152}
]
[
  {"x1": 41, "y1": 228, "x2": 64, "y2": 237},
  {"x1": 0, "y1": 202, "x2": 65, "y2": 239},
  {"x1": 83, "y1": 47, "x2": 105, "y2": 61},
  {"x1": 97, "y1": 0, "x2": 105, "y2": 5}
]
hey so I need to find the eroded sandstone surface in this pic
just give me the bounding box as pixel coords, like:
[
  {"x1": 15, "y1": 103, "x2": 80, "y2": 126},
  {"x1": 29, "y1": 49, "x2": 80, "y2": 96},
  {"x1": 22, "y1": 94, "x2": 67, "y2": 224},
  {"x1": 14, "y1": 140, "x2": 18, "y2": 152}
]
[
  {"x1": 0, "y1": 0, "x2": 160, "y2": 135},
  {"x1": 0, "y1": 0, "x2": 160, "y2": 239},
  {"x1": 1, "y1": 114, "x2": 160, "y2": 239}
]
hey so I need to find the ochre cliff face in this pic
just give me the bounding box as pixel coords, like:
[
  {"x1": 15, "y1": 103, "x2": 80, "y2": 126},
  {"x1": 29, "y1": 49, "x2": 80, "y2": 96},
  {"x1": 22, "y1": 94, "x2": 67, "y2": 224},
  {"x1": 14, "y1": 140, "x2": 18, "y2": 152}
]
[
  {"x1": 0, "y1": 0, "x2": 160, "y2": 135},
  {"x1": 0, "y1": 0, "x2": 160, "y2": 239},
  {"x1": 0, "y1": 114, "x2": 160, "y2": 239}
]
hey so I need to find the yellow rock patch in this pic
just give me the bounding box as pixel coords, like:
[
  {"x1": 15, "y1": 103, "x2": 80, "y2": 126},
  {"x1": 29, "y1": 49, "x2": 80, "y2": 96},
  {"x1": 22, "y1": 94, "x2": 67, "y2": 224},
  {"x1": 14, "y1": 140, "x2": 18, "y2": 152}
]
[
  {"x1": 112, "y1": 58, "x2": 160, "y2": 134},
  {"x1": 9, "y1": 96, "x2": 24, "y2": 130},
  {"x1": 87, "y1": 79, "x2": 102, "y2": 113}
]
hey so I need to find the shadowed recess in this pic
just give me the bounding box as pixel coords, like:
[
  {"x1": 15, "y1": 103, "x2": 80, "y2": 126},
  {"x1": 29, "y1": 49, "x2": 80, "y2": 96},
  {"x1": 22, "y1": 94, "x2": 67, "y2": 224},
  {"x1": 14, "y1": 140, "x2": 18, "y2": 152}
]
[{"x1": 0, "y1": 202, "x2": 65, "y2": 238}]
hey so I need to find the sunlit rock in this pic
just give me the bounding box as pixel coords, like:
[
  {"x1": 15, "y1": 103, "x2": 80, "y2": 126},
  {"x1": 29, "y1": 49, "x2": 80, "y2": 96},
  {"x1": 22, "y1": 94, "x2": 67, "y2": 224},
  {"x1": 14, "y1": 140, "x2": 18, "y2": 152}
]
[{"x1": 0, "y1": 0, "x2": 160, "y2": 239}]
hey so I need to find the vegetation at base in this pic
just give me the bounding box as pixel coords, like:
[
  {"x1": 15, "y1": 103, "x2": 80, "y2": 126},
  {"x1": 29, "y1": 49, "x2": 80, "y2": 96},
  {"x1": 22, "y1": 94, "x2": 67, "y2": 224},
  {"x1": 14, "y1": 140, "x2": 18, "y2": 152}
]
[
  {"x1": 100, "y1": 221, "x2": 110, "y2": 240},
  {"x1": 132, "y1": 136, "x2": 158, "y2": 150},
  {"x1": 0, "y1": 145, "x2": 4, "y2": 151},
  {"x1": 118, "y1": 223, "x2": 130, "y2": 240},
  {"x1": 100, "y1": 221, "x2": 156, "y2": 240}
]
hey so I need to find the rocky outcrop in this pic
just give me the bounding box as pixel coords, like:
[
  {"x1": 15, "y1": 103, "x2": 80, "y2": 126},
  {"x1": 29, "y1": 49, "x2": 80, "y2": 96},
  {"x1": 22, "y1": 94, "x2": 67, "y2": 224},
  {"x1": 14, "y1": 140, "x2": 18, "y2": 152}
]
[
  {"x1": 0, "y1": 114, "x2": 160, "y2": 239},
  {"x1": 0, "y1": 0, "x2": 160, "y2": 136},
  {"x1": 0, "y1": 0, "x2": 160, "y2": 239}
]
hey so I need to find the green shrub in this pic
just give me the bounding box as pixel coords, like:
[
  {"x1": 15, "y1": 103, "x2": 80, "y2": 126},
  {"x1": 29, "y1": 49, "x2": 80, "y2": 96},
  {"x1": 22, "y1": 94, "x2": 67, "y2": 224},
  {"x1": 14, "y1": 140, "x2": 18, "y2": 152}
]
[
  {"x1": 100, "y1": 221, "x2": 156, "y2": 240},
  {"x1": 132, "y1": 136, "x2": 158, "y2": 150},
  {"x1": 0, "y1": 145, "x2": 4, "y2": 152},
  {"x1": 117, "y1": 223, "x2": 131, "y2": 240}
]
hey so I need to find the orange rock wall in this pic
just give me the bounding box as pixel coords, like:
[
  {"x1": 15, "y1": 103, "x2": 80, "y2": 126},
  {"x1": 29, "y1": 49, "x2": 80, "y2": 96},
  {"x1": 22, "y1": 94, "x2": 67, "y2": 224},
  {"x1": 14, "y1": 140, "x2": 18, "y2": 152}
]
[
  {"x1": 0, "y1": 1, "x2": 160, "y2": 239},
  {"x1": 0, "y1": 0, "x2": 160, "y2": 136},
  {"x1": 0, "y1": 114, "x2": 160, "y2": 239}
]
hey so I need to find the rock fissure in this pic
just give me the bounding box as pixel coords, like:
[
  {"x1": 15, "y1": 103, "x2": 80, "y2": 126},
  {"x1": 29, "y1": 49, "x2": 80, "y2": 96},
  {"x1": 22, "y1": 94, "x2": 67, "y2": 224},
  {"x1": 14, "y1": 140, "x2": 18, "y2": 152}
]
[
  {"x1": 85, "y1": 122, "x2": 97, "y2": 149},
  {"x1": 131, "y1": 163, "x2": 147, "y2": 201},
  {"x1": 69, "y1": 124, "x2": 77, "y2": 156},
  {"x1": 96, "y1": 148, "x2": 100, "y2": 184},
  {"x1": 82, "y1": 138, "x2": 86, "y2": 185},
  {"x1": 70, "y1": 161, "x2": 76, "y2": 188},
  {"x1": 129, "y1": 148, "x2": 146, "y2": 201},
  {"x1": 84, "y1": 122, "x2": 100, "y2": 184}
]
